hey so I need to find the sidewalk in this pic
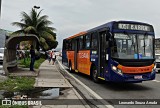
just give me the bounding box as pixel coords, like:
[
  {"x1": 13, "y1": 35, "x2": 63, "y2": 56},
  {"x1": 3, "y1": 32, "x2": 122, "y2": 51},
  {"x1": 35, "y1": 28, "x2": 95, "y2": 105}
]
[{"x1": 33, "y1": 60, "x2": 89, "y2": 108}]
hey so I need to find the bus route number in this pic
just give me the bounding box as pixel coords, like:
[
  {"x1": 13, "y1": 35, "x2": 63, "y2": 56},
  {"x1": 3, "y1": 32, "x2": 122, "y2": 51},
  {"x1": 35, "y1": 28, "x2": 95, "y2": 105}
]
[{"x1": 79, "y1": 53, "x2": 89, "y2": 58}]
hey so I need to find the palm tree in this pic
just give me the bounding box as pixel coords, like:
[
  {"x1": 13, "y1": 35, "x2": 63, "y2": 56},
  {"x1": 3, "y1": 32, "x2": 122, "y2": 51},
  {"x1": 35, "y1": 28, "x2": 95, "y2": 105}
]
[{"x1": 11, "y1": 8, "x2": 58, "y2": 50}]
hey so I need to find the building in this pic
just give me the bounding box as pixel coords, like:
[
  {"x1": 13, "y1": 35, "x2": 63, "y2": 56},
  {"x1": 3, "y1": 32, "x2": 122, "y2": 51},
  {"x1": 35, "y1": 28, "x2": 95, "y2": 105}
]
[
  {"x1": 0, "y1": 29, "x2": 12, "y2": 48},
  {"x1": 155, "y1": 38, "x2": 160, "y2": 53}
]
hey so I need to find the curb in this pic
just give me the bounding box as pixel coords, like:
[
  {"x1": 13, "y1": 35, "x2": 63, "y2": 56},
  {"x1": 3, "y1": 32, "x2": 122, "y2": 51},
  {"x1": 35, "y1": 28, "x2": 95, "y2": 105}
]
[{"x1": 57, "y1": 58, "x2": 114, "y2": 108}]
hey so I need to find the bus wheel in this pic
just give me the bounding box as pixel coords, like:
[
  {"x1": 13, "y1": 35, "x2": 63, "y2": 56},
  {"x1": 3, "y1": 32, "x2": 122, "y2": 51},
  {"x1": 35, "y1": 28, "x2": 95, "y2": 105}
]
[
  {"x1": 69, "y1": 63, "x2": 73, "y2": 73},
  {"x1": 92, "y1": 66, "x2": 100, "y2": 83}
]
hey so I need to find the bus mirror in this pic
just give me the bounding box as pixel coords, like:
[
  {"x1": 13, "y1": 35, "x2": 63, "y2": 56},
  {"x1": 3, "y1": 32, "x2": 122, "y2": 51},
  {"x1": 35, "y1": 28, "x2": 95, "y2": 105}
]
[
  {"x1": 106, "y1": 41, "x2": 109, "y2": 48},
  {"x1": 109, "y1": 39, "x2": 113, "y2": 47},
  {"x1": 106, "y1": 54, "x2": 108, "y2": 60},
  {"x1": 107, "y1": 32, "x2": 113, "y2": 41}
]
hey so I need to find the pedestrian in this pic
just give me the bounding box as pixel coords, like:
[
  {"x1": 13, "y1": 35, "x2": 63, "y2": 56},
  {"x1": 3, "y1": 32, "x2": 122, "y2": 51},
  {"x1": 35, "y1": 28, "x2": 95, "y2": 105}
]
[
  {"x1": 48, "y1": 50, "x2": 52, "y2": 63},
  {"x1": 52, "y1": 51, "x2": 56, "y2": 65},
  {"x1": 30, "y1": 45, "x2": 35, "y2": 71}
]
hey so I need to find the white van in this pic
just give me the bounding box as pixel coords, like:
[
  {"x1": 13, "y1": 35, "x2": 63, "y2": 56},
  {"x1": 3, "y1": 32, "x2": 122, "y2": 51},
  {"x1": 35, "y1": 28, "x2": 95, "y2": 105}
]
[
  {"x1": 155, "y1": 54, "x2": 160, "y2": 72},
  {"x1": 0, "y1": 48, "x2": 4, "y2": 64}
]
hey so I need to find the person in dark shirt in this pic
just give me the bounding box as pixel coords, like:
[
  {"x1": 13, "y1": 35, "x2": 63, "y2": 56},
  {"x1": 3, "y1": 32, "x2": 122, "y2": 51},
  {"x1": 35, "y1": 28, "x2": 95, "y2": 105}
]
[{"x1": 30, "y1": 45, "x2": 35, "y2": 71}]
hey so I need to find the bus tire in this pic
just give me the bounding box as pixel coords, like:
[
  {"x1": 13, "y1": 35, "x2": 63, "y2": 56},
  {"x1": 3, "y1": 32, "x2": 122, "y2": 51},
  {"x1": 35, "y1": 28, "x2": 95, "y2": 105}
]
[
  {"x1": 69, "y1": 62, "x2": 73, "y2": 73},
  {"x1": 91, "y1": 66, "x2": 100, "y2": 83}
]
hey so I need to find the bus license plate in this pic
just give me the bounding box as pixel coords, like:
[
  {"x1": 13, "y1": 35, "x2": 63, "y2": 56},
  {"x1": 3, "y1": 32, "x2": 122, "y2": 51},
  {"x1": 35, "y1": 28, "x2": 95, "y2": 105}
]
[{"x1": 134, "y1": 75, "x2": 142, "y2": 79}]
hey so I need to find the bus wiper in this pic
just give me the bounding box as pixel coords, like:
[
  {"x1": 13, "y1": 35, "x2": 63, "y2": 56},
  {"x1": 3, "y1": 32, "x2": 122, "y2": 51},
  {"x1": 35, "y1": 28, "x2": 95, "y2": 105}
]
[
  {"x1": 123, "y1": 31, "x2": 135, "y2": 51},
  {"x1": 123, "y1": 31, "x2": 131, "y2": 39},
  {"x1": 142, "y1": 33, "x2": 148, "y2": 56}
]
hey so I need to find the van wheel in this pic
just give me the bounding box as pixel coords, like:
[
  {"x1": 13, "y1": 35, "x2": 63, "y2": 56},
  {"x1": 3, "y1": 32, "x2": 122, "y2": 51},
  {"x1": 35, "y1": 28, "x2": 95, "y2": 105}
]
[
  {"x1": 91, "y1": 66, "x2": 100, "y2": 83},
  {"x1": 69, "y1": 63, "x2": 73, "y2": 73}
]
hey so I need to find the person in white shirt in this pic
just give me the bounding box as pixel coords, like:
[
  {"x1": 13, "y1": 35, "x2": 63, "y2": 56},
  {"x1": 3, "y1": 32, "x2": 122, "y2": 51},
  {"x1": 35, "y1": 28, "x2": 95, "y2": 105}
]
[{"x1": 52, "y1": 51, "x2": 56, "y2": 65}]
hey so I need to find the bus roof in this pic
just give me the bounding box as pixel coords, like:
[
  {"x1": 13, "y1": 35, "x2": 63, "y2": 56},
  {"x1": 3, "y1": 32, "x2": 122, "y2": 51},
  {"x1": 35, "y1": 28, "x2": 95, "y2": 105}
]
[
  {"x1": 66, "y1": 31, "x2": 87, "y2": 40},
  {"x1": 64, "y1": 20, "x2": 153, "y2": 40}
]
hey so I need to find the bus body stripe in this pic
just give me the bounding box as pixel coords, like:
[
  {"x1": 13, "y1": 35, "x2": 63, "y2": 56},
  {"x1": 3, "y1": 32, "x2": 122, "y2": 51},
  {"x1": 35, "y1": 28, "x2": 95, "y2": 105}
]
[{"x1": 117, "y1": 64, "x2": 154, "y2": 74}]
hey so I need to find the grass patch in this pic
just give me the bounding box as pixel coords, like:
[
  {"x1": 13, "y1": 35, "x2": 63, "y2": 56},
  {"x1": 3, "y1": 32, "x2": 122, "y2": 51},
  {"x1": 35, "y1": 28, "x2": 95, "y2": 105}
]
[
  {"x1": 18, "y1": 58, "x2": 45, "y2": 69},
  {"x1": 0, "y1": 77, "x2": 35, "y2": 92}
]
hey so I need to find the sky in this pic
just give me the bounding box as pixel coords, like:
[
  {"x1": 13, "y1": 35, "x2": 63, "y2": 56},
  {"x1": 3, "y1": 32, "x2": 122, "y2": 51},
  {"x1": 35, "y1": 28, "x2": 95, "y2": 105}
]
[{"x1": 0, "y1": 0, "x2": 160, "y2": 49}]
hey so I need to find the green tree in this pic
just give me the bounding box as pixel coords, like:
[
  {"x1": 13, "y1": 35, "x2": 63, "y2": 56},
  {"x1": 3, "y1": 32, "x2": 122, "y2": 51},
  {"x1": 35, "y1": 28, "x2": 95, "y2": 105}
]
[{"x1": 11, "y1": 8, "x2": 58, "y2": 50}]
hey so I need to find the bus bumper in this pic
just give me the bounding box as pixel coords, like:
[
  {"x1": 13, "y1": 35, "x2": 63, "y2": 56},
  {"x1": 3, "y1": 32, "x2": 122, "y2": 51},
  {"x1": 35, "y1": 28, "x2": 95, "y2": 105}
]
[{"x1": 108, "y1": 70, "x2": 156, "y2": 83}]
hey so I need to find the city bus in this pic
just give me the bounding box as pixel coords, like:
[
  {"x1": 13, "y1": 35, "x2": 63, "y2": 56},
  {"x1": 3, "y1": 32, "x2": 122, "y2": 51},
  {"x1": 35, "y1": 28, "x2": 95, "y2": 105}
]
[{"x1": 62, "y1": 21, "x2": 156, "y2": 83}]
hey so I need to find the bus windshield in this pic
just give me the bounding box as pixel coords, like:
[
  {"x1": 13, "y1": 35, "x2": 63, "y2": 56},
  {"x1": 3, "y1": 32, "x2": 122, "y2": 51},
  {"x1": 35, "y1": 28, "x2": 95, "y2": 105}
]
[{"x1": 112, "y1": 33, "x2": 154, "y2": 59}]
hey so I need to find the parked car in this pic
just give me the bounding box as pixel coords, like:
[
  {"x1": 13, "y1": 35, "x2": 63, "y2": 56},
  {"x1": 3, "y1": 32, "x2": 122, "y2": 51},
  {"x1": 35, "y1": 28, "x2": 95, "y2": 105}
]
[
  {"x1": 155, "y1": 54, "x2": 160, "y2": 72},
  {"x1": 0, "y1": 48, "x2": 4, "y2": 64},
  {"x1": 55, "y1": 51, "x2": 60, "y2": 56}
]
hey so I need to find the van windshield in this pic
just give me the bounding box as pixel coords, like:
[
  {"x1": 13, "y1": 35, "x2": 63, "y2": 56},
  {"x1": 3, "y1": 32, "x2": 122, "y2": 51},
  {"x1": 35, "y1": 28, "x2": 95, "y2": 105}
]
[{"x1": 0, "y1": 49, "x2": 4, "y2": 53}]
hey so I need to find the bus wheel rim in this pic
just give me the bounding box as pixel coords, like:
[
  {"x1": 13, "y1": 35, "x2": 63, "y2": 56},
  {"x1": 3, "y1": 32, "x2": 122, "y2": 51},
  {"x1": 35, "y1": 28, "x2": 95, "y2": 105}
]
[
  {"x1": 93, "y1": 69, "x2": 98, "y2": 80},
  {"x1": 69, "y1": 66, "x2": 71, "y2": 71}
]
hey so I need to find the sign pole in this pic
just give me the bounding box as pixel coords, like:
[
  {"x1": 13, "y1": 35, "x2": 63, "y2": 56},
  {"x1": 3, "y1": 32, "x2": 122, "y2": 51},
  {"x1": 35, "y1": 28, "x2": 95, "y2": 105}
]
[{"x1": 0, "y1": 0, "x2": 1, "y2": 17}]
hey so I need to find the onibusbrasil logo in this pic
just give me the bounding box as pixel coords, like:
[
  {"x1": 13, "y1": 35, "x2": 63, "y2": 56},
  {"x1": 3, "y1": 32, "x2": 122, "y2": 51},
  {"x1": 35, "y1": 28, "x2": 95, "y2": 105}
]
[{"x1": 1, "y1": 99, "x2": 42, "y2": 106}]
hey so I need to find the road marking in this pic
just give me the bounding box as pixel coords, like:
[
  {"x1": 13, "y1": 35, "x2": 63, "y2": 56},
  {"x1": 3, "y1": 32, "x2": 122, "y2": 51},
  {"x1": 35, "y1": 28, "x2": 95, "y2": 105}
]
[
  {"x1": 152, "y1": 80, "x2": 160, "y2": 83},
  {"x1": 57, "y1": 59, "x2": 114, "y2": 108}
]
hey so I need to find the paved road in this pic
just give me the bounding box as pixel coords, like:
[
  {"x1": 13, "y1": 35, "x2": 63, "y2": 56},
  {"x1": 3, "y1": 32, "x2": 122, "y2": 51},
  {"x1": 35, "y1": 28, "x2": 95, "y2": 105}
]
[{"x1": 57, "y1": 57, "x2": 160, "y2": 108}]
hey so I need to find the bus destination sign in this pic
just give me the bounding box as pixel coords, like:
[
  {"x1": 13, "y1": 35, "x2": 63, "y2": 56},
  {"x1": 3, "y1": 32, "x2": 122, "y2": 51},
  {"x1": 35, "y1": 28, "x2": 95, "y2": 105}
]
[{"x1": 118, "y1": 23, "x2": 151, "y2": 31}]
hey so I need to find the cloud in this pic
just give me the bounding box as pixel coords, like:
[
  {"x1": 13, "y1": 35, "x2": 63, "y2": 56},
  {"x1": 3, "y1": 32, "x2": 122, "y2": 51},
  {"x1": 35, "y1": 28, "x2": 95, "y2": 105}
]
[{"x1": 0, "y1": 0, "x2": 160, "y2": 49}]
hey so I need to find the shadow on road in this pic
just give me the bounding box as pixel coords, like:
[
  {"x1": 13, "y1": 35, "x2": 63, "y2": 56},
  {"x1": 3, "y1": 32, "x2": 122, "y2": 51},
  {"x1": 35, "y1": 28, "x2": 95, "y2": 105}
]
[
  {"x1": 103, "y1": 82, "x2": 152, "y2": 91},
  {"x1": 66, "y1": 69, "x2": 153, "y2": 92}
]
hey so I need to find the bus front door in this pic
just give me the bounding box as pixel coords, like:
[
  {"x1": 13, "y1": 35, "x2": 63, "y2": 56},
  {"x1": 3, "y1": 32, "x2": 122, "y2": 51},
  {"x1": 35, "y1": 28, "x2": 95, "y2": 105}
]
[{"x1": 99, "y1": 31, "x2": 108, "y2": 78}]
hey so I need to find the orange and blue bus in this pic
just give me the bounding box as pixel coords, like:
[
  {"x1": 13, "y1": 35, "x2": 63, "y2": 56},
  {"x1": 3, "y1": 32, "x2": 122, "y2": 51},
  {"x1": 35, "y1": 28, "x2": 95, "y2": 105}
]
[{"x1": 62, "y1": 21, "x2": 156, "y2": 83}]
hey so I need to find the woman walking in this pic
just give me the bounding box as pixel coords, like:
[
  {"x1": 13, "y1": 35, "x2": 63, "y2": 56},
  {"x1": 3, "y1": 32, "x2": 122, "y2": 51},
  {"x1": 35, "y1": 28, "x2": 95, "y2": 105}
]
[{"x1": 52, "y1": 51, "x2": 56, "y2": 65}]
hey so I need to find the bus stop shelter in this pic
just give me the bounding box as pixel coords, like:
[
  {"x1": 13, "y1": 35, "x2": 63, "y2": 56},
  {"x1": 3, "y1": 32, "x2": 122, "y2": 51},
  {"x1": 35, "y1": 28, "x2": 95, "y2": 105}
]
[{"x1": 3, "y1": 34, "x2": 39, "y2": 75}]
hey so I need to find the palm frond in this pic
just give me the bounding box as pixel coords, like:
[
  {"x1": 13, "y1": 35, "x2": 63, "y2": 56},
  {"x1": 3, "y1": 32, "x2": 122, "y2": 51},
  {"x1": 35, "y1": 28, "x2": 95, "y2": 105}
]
[
  {"x1": 40, "y1": 31, "x2": 54, "y2": 40},
  {"x1": 37, "y1": 9, "x2": 44, "y2": 18},
  {"x1": 36, "y1": 20, "x2": 53, "y2": 31},
  {"x1": 46, "y1": 29, "x2": 56, "y2": 40},
  {"x1": 24, "y1": 26, "x2": 37, "y2": 33},
  {"x1": 46, "y1": 26, "x2": 56, "y2": 31},
  {"x1": 11, "y1": 8, "x2": 57, "y2": 50},
  {"x1": 40, "y1": 37, "x2": 49, "y2": 50},
  {"x1": 31, "y1": 9, "x2": 38, "y2": 27},
  {"x1": 10, "y1": 30, "x2": 25, "y2": 36},
  {"x1": 21, "y1": 11, "x2": 32, "y2": 25},
  {"x1": 37, "y1": 15, "x2": 48, "y2": 23},
  {"x1": 12, "y1": 22, "x2": 27, "y2": 29}
]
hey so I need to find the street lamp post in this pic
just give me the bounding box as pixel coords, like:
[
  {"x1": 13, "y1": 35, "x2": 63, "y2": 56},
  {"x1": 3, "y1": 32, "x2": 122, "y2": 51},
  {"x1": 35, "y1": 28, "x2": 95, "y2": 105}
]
[
  {"x1": 33, "y1": 6, "x2": 40, "y2": 9},
  {"x1": 0, "y1": 0, "x2": 2, "y2": 17},
  {"x1": 33, "y1": 6, "x2": 40, "y2": 13}
]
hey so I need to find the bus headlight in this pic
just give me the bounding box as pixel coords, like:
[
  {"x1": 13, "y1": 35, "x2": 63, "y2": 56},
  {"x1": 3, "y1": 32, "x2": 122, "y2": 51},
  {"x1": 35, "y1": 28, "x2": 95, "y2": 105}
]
[
  {"x1": 112, "y1": 65, "x2": 123, "y2": 75},
  {"x1": 112, "y1": 66, "x2": 117, "y2": 71},
  {"x1": 154, "y1": 64, "x2": 156, "y2": 70},
  {"x1": 152, "y1": 64, "x2": 156, "y2": 72}
]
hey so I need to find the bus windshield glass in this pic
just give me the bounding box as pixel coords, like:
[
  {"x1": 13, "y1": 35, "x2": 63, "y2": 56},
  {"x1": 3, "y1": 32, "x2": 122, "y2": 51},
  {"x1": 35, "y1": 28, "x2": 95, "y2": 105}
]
[{"x1": 112, "y1": 33, "x2": 154, "y2": 59}]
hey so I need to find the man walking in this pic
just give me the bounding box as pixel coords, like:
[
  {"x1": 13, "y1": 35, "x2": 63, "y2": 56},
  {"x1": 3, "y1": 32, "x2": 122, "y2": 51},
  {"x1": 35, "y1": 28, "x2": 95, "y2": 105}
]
[{"x1": 30, "y1": 45, "x2": 35, "y2": 71}]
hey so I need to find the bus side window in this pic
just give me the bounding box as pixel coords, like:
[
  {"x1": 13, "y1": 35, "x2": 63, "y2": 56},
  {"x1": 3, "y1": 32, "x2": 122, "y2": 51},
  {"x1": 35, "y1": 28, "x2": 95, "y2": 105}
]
[
  {"x1": 79, "y1": 36, "x2": 83, "y2": 50},
  {"x1": 71, "y1": 39, "x2": 75, "y2": 50},
  {"x1": 65, "y1": 40, "x2": 69, "y2": 50},
  {"x1": 91, "y1": 33, "x2": 98, "y2": 49},
  {"x1": 68, "y1": 40, "x2": 72, "y2": 50},
  {"x1": 85, "y1": 35, "x2": 91, "y2": 49}
]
